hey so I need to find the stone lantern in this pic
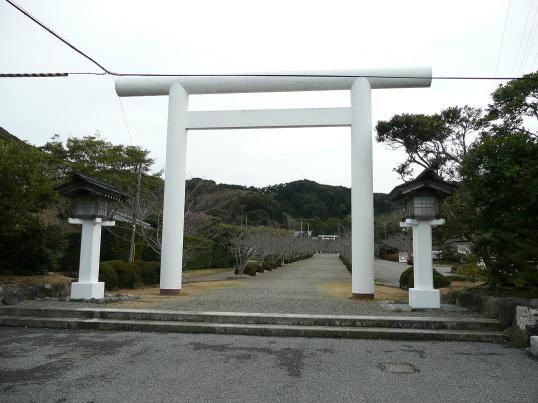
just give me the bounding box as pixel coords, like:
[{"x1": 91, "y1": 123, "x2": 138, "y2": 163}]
[
  {"x1": 389, "y1": 169, "x2": 457, "y2": 308},
  {"x1": 56, "y1": 172, "x2": 128, "y2": 299}
]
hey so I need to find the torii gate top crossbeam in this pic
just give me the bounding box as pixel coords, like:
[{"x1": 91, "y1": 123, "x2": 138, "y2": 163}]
[{"x1": 115, "y1": 67, "x2": 432, "y2": 97}]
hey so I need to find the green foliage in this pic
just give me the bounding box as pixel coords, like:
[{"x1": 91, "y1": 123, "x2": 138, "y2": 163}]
[
  {"x1": 262, "y1": 260, "x2": 277, "y2": 271},
  {"x1": 461, "y1": 131, "x2": 538, "y2": 286},
  {"x1": 399, "y1": 267, "x2": 451, "y2": 290},
  {"x1": 339, "y1": 254, "x2": 352, "y2": 273},
  {"x1": 263, "y1": 179, "x2": 350, "y2": 220},
  {"x1": 99, "y1": 260, "x2": 160, "y2": 290},
  {"x1": 376, "y1": 106, "x2": 484, "y2": 180},
  {"x1": 184, "y1": 236, "x2": 215, "y2": 269},
  {"x1": 100, "y1": 260, "x2": 141, "y2": 288},
  {"x1": 243, "y1": 262, "x2": 258, "y2": 276},
  {"x1": 487, "y1": 71, "x2": 538, "y2": 134},
  {"x1": 451, "y1": 263, "x2": 486, "y2": 282},
  {"x1": 99, "y1": 263, "x2": 119, "y2": 290},
  {"x1": 0, "y1": 134, "x2": 65, "y2": 275},
  {"x1": 136, "y1": 261, "x2": 160, "y2": 285}
]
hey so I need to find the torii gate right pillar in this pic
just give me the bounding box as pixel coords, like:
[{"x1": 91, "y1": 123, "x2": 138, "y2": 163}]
[{"x1": 351, "y1": 78, "x2": 375, "y2": 298}]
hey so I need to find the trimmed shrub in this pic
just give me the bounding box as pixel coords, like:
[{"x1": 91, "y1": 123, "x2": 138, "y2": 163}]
[
  {"x1": 262, "y1": 260, "x2": 276, "y2": 271},
  {"x1": 243, "y1": 262, "x2": 258, "y2": 276},
  {"x1": 339, "y1": 255, "x2": 352, "y2": 273},
  {"x1": 136, "y1": 261, "x2": 160, "y2": 285},
  {"x1": 399, "y1": 267, "x2": 451, "y2": 290},
  {"x1": 99, "y1": 262, "x2": 119, "y2": 290},
  {"x1": 101, "y1": 260, "x2": 141, "y2": 289}
]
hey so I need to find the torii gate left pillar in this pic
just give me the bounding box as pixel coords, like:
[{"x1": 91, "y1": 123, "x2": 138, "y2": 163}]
[{"x1": 115, "y1": 68, "x2": 432, "y2": 296}]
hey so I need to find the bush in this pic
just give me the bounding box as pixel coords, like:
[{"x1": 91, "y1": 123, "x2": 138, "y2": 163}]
[
  {"x1": 451, "y1": 263, "x2": 486, "y2": 282},
  {"x1": 262, "y1": 260, "x2": 276, "y2": 271},
  {"x1": 136, "y1": 261, "x2": 160, "y2": 285},
  {"x1": 399, "y1": 267, "x2": 451, "y2": 290},
  {"x1": 99, "y1": 262, "x2": 119, "y2": 290},
  {"x1": 339, "y1": 255, "x2": 352, "y2": 272},
  {"x1": 243, "y1": 262, "x2": 258, "y2": 276},
  {"x1": 184, "y1": 236, "x2": 214, "y2": 269},
  {"x1": 100, "y1": 260, "x2": 141, "y2": 289}
]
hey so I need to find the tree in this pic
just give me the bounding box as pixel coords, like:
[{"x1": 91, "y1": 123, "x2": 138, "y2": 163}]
[
  {"x1": 42, "y1": 135, "x2": 162, "y2": 261},
  {"x1": 0, "y1": 138, "x2": 65, "y2": 274},
  {"x1": 487, "y1": 71, "x2": 538, "y2": 139},
  {"x1": 460, "y1": 131, "x2": 538, "y2": 286},
  {"x1": 376, "y1": 106, "x2": 484, "y2": 180}
]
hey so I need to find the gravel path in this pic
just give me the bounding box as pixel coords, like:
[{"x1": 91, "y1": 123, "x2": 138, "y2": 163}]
[{"x1": 16, "y1": 254, "x2": 480, "y2": 317}]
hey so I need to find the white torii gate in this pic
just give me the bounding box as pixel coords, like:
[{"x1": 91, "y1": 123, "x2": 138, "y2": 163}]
[{"x1": 115, "y1": 67, "x2": 432, "y2": 297}]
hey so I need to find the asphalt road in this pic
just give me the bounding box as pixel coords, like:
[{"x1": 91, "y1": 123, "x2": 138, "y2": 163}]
[{"x1": 1, "y1": 327, "x2": 537, "y2": 403}]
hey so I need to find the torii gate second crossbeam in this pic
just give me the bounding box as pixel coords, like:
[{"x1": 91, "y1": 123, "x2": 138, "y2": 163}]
[{"x1": 115, "y1": 67, "x2": 432, "y2": 297}]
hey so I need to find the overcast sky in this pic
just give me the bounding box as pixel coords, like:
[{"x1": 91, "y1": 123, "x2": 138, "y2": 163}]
[{"x1": 1, "y1": 0, "x2": 537, "y2": 192}]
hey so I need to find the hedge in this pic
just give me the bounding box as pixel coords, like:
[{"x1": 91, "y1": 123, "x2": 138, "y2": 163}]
[
  {"x1": 399, "y1": 266, "x2": 451, "y2": 290},
  {"x1": 99, "y1": 260, "x2": 160, "y2": 290},
  {"x1": 184, "y1": 236, "x2": 234, "y2": 270},
  {"x1": 244, "y1": 262, "x2": 258, "y2": 276}
]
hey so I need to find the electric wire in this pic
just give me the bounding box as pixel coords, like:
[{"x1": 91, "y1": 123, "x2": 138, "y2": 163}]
[
  {"x1": 0, "y1": 72, "x2": 532, "y2": 80},
  {"x1": 3, "y1": 0, "x2": 112, "y2": 75},
  {"x1": 0, "y1": 0, "x2": 534, "y2": 81},
  {"x1": 511, "y1": 0, "x2": 535, "y2": 75},
  {"x1": 519, "y1": 3, "x2": 538, "y2": 74},
  {"x1": 495, "y1": 0, "x2": 512, "y2": 77}
]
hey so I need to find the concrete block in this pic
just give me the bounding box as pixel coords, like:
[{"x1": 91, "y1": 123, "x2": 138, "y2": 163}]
[
  {"x1": 530, "y1": 336, "x2": 538, "y2": 356},
  {"x1": 511, "y1": 306, "x2": 538, "y2": 347},
  {"x1": 71, "y1": 282, "x2": 105, "y2": 300},
  {"x1": 409, "y1": 288, "x2": 440, "y2": 309}
]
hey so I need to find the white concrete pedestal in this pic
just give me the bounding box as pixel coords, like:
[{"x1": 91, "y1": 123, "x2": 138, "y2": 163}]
[
  {"x1": 68, "y1": 218, "x2": 115, "y2": 299},
  {"x1": 409, "y1": 288, "x2": 440, "y2": 309},
  {"x1": 401, "y1": 218, "x2": 445, "y2": 309},
  {"x1": 71, "y1": 282, "x2": 105, "y2": 299}
]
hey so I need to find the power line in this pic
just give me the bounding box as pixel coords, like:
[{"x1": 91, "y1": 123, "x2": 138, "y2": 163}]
[
  {"x1": 0, "y1": 72, "x2": 532, "y2": 80},
  {"x1": 519, "y1": 3, "x2": 538, "y2": 74},
  {"x1": 494, "y1": 0, "x2": 512, "y2": 77},
  {"x1": 3, "y1": 0, "x2": 112, "y2": 74},
  {"x1": 1, "y1": 0, "x2": 533, "y2": 82},
  {"x1": 511, "y1": 0, "x2": 535, "y2": 75}
]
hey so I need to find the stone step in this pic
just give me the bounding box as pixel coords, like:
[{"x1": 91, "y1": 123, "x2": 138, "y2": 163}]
[
  {"x1": 0, "y1": 315, "x2": 507, "y2": 343},
  {"x1": 0, "y1": 307, "x2": 503, "y2": 331}
]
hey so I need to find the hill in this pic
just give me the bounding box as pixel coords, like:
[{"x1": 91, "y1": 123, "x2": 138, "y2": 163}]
[
  {"x1": 186, "y1": 178, "x2": 401, "y2": 234},
  {"x1": 0, "y1": 127, "x2": 23, "y2": 143}
]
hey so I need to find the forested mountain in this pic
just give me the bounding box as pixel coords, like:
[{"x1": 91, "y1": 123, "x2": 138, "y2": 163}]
[{"x1": 185, "y1": 177, "x2": 402, "y2": 234}]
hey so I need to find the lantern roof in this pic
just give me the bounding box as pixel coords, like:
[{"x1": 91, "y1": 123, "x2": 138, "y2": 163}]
[
  {"x1": 388, "y1": 169, "x2": 458, "y2": 201},
  {"x1": 55, "y1": 172, "x2": 128, "y2": 202}
]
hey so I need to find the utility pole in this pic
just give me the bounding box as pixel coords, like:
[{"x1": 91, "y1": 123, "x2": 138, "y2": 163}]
[
  {"x1": 128, "y1": 164, "x2": 142, "y2": 262},
  {"x1": 300, "y1": 220, "x2": 303, "y2": 238}
]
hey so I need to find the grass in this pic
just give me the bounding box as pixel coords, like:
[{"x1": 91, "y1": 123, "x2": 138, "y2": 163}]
[
  {"x1": 113, "y1": 279, "x2": 243, "y2": 309},
  {"x1": 182, "y1": 267, "x2": 233, "y2": 279},
  {"x1": 0, "y1": 273, "x2": 71, "y2": 286},
  {"x1": 321, "y1": 281, "x2": 408, "y2": 301}
]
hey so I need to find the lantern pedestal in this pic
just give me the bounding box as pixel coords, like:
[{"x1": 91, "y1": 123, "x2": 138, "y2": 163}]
[
  {"x1": 401, "y1": 218, "x2": 445, "y2": 309},
  {"x1": 68, "y1": 218, "x2": 115, "y2": 299}
]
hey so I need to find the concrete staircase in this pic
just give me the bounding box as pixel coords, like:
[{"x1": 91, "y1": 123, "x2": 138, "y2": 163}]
[{"x1": 0, "y1": 307, "x2": 508, "y2": 343}]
